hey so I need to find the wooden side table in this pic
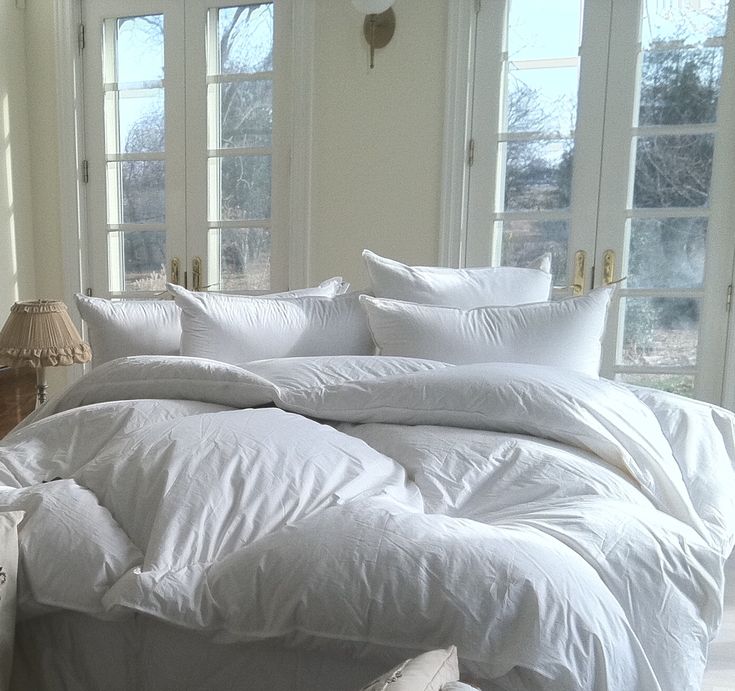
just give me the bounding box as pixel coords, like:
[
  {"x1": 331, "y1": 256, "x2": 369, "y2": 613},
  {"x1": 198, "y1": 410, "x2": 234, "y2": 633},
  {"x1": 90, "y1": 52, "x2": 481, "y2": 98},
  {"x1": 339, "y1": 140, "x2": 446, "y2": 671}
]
[{"x1": 0, "y1": 368, "x2": 36, "y2": 439}]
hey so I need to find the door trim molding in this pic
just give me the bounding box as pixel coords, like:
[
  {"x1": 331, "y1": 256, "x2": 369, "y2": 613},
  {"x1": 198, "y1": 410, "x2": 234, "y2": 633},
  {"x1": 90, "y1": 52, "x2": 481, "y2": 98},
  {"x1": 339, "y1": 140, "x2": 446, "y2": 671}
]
[
  {"x1": 439, "y1": 1, "x2": 475, "y2": 268},
  {"x1": 54, "y1": 0, "x2": 86, "y2": 311}
]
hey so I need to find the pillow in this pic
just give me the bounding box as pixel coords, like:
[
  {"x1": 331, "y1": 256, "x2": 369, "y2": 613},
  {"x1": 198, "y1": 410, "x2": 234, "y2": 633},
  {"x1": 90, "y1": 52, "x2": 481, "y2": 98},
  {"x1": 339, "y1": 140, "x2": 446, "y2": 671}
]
[
  {"x1": 75, "y1": 295, "x2": 181, "y2": 367},
  {"x1": 359, "y1": 646, "x2": 459, "y2": 691},
  {"x1": 0, "y1": 512, "x2": 23, "y2": 691},
  {"x1": 75, "y1": 277, "x2": 347, "y2": 367},
  {"x1": 168, "y1": 284, "x2": 374, "y2": 365},
  {"x1": 359, "y1": 286, "x2": 614, "y2": 377},
  {"x1": 362, "y1": 249, "x2": 552, "y2": 308}
]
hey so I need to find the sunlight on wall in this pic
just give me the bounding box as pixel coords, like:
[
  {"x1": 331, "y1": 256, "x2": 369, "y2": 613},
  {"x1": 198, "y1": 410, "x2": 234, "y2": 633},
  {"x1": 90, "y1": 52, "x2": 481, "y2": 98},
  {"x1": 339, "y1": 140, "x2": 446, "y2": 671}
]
[{"x1": 1, "y1": 91, "x2": 19, "y2": 303}]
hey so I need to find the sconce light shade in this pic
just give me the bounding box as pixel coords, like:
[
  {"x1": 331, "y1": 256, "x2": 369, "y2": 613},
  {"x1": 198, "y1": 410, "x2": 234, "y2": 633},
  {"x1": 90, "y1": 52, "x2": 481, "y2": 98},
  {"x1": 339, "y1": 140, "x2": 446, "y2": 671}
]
[
  {"x1": 351, "y1": 0, "x2": 395, "y2": 13},
  {"x1": 0, "y1": 300, "x2": 91, "y2": 404}
]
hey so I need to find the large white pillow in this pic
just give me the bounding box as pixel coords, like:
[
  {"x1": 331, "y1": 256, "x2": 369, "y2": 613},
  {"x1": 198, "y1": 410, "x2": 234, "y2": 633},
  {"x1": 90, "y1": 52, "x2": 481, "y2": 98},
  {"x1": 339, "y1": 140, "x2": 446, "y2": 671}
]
[
  {"x1": 75, "y1": 277, "x2": 347, "y2": 367},
  {"x1": 75, "y1": 295, "x2": 181, "y2": 367},
  {"x1": 359, "y1": 287, "x2": 614, "y2": 377},
  {"x1": 168, "y1": 284, "x2": 374, "y2": 365},
  {"x1": 362, "y1": 249, "x2": 552, "y2": 308}
]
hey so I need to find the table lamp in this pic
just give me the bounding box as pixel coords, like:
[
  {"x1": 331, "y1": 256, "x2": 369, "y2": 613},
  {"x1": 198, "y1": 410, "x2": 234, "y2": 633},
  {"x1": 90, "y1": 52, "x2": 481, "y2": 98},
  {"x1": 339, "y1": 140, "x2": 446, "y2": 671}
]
[{"x1": 0, "y1": 300, "x2": 92, "y2": 405}]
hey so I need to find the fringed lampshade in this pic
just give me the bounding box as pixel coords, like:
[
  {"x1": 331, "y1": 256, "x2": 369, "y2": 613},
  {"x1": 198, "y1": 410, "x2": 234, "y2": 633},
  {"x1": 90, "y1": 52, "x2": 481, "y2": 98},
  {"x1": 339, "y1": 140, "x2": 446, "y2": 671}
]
[{"x1": 0, "y1": 300, "x2": 92, "y2": 405}]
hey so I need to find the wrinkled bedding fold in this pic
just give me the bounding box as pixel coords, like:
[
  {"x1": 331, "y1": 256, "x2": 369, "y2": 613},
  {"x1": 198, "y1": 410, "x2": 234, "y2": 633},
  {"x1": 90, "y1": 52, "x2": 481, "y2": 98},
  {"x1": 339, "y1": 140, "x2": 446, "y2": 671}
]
[{"x1": 1, "y1": 354, "x2": 733, "y2": 691}]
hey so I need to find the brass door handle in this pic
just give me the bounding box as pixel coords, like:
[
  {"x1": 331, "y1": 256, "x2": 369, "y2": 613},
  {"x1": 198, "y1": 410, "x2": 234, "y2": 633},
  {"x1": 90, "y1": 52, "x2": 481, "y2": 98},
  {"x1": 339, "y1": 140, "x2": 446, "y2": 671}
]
[
  {"x1": 572, "y1": 250, "x2": 586, "y2": 296},
  {"x1": 170, "y1": 258, "x2": 180, "y2": 286},
  {"x1": 192, "y1": 256, "x2": 202, "y2": 292},
  {"x1": 603, "y1": 250, "x2": 615, "y2": 285}
]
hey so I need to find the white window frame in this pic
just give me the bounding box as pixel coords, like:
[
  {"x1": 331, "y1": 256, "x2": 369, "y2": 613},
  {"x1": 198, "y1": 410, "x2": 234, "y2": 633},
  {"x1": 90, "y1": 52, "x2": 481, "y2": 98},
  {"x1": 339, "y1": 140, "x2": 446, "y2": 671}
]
[
  {"x1": 54, "y1": 0, "x2": 314, "y2": 307},
  {"x1": 441, "y1": 0, "x2": 735, "y2": 407}
]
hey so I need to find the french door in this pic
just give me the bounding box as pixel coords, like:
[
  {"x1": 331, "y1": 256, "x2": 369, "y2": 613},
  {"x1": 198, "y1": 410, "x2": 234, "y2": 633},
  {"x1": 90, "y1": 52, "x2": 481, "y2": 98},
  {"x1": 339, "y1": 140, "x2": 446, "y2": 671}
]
[
  {"x1": 83, "y1": 0, "x2": 289, "y2": 296},
  {"x1": 466, "y1": 0, "x2": 735, "y2": 404}
]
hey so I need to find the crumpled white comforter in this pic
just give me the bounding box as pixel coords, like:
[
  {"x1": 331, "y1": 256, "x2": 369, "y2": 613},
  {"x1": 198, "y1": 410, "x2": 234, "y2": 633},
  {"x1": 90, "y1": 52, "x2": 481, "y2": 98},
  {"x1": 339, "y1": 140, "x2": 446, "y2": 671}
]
[{"x1": 1, "y1": 355, "x2": 734, "y2": 691}]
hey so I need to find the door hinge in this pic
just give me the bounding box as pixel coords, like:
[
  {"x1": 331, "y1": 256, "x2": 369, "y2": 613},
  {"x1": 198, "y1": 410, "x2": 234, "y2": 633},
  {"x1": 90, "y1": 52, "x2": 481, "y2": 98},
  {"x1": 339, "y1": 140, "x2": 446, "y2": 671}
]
[
  {"x1": 78, "y1": 23, "x2": 85, "y2": 53},
  {"x1": 81, "y1": 159, "x2": 89, "y2": 184},
  {"x1": 468, "y1": 138, "x2": 475, "y2": 167},
  {"x1": 727, "y1": 284, "x2": 733, "y2": 312},
  {"x1": 475, "y1": 0, "x2": 482, "y2": 14}
]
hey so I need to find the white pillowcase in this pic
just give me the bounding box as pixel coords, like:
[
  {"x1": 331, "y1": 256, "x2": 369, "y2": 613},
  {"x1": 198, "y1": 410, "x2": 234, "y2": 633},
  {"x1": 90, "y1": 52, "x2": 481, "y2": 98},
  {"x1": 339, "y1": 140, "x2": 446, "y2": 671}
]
[
  {"x1": 168, "y1": 284, "x2": 374, "y2": 365},
  {"x1": 359, "y1": 286, "x2": 614, "y2": 377},
  {"x1": 362, "y1": 249, "x2": 552, "y2": 308},
  {"x1": 359, "y1": 646, "x2": 459, "y2": 691},
  {"x1": 75, "y1": 278, "x2": 347, "y2": 367},
  {"x1": 75, "y1": 295, "x2": 181, "y2": 367}
]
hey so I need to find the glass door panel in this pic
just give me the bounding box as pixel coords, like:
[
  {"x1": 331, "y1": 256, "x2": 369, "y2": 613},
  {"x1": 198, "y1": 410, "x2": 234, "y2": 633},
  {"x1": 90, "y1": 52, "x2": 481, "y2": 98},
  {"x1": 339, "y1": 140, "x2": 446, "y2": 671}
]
[
  {"x1": 603, "y1": 0, "x2": 732, "y2": 397},
  {"x1": 103, "y1": 13, "x2": 168, "y2": 293},
  {"x1": 205, "y1": 3, "x2": 274, "y2": 292},
  {"x1": 467, "y1": 0, "x2": 586, "y2": 290}
]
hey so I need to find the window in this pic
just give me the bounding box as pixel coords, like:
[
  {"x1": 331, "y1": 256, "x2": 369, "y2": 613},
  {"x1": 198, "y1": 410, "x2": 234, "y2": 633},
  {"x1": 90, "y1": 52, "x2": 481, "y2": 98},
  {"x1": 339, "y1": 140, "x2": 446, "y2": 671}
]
[
  {"x1": 83, "y1": 0, "x2": 294, "y2": 296},
  {"x1": 460, "y1": 0, "x2": 735, "y2": 403}
]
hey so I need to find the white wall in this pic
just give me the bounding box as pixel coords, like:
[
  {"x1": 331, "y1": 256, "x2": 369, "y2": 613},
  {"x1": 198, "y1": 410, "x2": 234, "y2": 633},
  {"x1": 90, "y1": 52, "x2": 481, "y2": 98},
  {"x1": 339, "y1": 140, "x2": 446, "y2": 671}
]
[
  {"x1": 0, "y1": 1, "x2": 37, "y2": 318},
  {"x1": 24, "y1": 0, "x2": 65, "y2": 307},
  {"x1": 310, "y1": 0, "x2": 447, "y2": 287}
]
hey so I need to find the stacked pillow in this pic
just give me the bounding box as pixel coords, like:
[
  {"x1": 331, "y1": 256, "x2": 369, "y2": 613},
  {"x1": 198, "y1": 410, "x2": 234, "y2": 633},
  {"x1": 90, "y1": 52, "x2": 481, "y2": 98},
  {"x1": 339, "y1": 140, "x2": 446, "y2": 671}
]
[
  {"x1": 167, "y1": 284, "x2": 373, "y2": 366},
  {"x1": 362, "y1": 249, "x2": 552, "y2": 307},
  {"x1": 75, "y1": 250, "x2": 612, "y2": 376},
  {"x1": 75, "y1": 277, "x2": 347, "y2": 367},
  {"x1": 359, "y1": 250, "x2": 612, "y2": 377}
]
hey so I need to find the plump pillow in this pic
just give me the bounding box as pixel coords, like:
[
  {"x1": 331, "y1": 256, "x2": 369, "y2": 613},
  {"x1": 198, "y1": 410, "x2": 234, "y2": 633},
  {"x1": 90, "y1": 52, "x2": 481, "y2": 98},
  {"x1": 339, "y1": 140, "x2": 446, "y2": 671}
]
[
  {"x1": 362, "y1": 249, "x2": 552, "y2": 308},
  {"x1": 168, "y1": 284, "x2": 374, "y2": 365},
  {"x1": 0, "y1": 512, "x2": 23, "y2": 691},
  {"x1": 75, "y1": 278, "x2": 347, "y2": 367},
  {"x1": 75, "y1": 295, "x2": 181, "y2": 367},
  {"x1": 359, "y1": 286, "x2": 614, "y2": 377},
  {"x1": 359, "y1": 646, "x2": 459, "y2": 691}
]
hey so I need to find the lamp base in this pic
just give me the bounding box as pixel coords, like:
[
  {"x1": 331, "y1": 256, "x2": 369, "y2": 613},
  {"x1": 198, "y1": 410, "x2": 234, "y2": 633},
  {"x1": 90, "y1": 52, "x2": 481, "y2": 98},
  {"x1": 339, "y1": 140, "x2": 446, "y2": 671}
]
[{"x1": 36, "y1": 366, "x2": 48, "y2": 407}]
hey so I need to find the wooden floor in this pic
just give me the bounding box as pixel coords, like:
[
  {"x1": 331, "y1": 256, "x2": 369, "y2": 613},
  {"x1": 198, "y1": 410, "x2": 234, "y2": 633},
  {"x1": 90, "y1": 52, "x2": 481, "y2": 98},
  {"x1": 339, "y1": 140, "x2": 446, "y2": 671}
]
[
  {"x1": 703, "y1": 555, "x2": 735, "y2": 690},
  {"x1": 0, "y1": 367, "x2": 36, "y2": 438}
]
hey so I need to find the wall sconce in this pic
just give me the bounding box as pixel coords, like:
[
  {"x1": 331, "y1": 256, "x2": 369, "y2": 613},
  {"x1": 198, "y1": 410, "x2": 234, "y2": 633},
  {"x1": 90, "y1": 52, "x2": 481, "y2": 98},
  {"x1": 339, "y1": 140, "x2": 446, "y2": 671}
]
[{"x1": 351, "y1": 0, "x2": 396, "y2": 69}]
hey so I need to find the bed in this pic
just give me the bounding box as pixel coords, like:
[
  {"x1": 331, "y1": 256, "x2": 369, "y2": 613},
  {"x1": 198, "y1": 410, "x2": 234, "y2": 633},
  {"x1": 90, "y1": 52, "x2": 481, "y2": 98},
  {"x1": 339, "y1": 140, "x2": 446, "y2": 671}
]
[{"x1": 0, "y1": 251, "x2": 733, "y2": 691}]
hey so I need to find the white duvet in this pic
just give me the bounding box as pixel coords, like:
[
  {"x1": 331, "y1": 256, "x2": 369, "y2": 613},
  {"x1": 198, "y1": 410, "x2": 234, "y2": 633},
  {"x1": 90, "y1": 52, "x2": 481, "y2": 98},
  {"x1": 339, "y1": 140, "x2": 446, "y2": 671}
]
[{"x1": 1, "y1": 355, "x2": 734, "y2": 691}]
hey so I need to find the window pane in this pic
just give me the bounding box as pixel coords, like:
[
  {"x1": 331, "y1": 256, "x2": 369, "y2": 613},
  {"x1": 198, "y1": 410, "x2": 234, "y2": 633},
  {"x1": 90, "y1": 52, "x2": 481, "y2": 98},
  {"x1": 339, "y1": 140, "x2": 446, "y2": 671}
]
[
  {"x1": 638, "y1": 47, "x2": 723, "y2": 125},
  {"x1": 105, "y1": 88, "x2": 164, "y2": 154},
  {"x1": 616, "y1": 373, "x2": 694, "y2": 398},
  {"x1": 209, "y1": 227, "x2": 271, "y2": 291},
  {"x1": 116, "y1": 15, "x2": 164, "y2": 84},
  {"x1": 641, "y1": 0, "x2": 728, "y2": 48},
  {"x1": 507, "y1": 65, "x2": 579, "y2": 134},
  {"x1": 209, "y1": 155, "x2": 271, "y2": 221},
  {"x1": 502, "y1": 139, "x2": 573, "y2": 210},
  {"x1": 498, "y1": 219, "x2": 569, "y2": 285},
  {"x1": 208, "y1": 80, "x2": 272, "y2": 149},
  {"x1": 620, "y1": 297, "x2": 699, "y2": 367},
  {"x1": 633, "y1": 134, "x2": 714, "y2": 208},
  {"x1": 627, "y1": 217, "x2": 706, "y2": 289},
  {"x1": 216, "y1": 4, "x2": 274, "y2": 75},
  {"x1": 107, "y1": 160, "x2": 165, "y2": 224},
  {"x1": 109, "y1": 230, "x2": 166, "y2": 292},
  {"x1": 507, "y1": 0, "x2": 582, "y2": 60}
]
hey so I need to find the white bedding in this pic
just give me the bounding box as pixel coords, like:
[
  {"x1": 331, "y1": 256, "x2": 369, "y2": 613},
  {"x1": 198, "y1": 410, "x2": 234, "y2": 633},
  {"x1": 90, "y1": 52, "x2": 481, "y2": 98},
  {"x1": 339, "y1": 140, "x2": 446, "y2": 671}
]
[{"x1": 1, "y1": 355, "x2": 734, "y2": 690}]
